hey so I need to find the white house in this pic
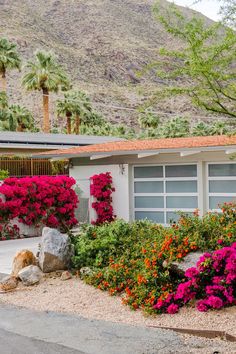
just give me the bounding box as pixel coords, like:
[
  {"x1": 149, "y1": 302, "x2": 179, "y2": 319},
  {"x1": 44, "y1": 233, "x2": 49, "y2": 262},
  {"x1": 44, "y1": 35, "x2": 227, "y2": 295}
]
[{"x1": 34, "y1": 135, "x2": 236, "y2": 225}]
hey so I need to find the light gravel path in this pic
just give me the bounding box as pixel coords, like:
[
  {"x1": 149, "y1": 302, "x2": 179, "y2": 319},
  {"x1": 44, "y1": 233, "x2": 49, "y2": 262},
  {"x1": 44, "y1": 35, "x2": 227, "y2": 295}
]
[
  {"x1": 0, "y1": 237, "x2": 40, "y2": 274},
  {"x1": 0, "y1": 276, "x2": 236, "y2": 353},
  {"x1": 0, "y1": 303, "x2": 235, "y2": 354}
]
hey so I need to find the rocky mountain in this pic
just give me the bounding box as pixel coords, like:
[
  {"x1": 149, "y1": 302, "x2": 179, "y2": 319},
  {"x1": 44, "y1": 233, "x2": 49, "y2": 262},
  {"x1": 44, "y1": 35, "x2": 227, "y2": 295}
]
[{"x1": 0, "y1": 0, "x2": 215, "y2": 129}]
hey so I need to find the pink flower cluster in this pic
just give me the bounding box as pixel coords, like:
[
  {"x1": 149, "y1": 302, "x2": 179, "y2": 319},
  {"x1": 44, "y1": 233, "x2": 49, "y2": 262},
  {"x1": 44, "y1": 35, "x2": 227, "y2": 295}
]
[
  {"x1": 0, "y1": 176, "x2": 79, "y2": 231},
  {"x1": 90, "y1": 172, "x2": 115, "y2": 225},
  {"x1": 154, "y1": 243, "x2": 236, "y2": 314},
  {"x1": 0, "y1": 224, "x2": 20, "y2": 241}
]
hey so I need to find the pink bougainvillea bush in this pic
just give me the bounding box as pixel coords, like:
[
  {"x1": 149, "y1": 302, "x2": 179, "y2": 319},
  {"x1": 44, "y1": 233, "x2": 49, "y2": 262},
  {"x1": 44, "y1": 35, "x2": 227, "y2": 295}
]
[
  {"x1": 154, "y1": 242, "x2": 236, "y2": 314},
  {"x1": 0, "y1": 224, "x2": 20, "y2": 241},
  {"x1": 90, "y1": 172, "x2": 115, "y2": 225},
  {"x1": 0, "y1": 176, "x2": 79, "y2": 231}
]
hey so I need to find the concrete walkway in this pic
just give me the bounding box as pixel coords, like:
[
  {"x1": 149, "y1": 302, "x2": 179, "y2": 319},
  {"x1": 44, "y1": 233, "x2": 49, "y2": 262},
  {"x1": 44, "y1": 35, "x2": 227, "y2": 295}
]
[
  {"x1": 0, "y1": 304, "x2": 194, "y2": 354},
  {"x1": 0, "y1": 237, "x2": 40, "y2": 274}
]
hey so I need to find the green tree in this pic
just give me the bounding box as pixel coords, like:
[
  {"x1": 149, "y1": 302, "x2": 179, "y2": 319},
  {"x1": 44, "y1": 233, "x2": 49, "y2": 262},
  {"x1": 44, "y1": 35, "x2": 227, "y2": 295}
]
[
  {"x1": 0, "y1": 38, "x2": 21, "y2": 92},
  {"x1": 152, "y1": 2, "x2": 236, "y2": 119},
  {"x1": 22, "y1": 50, "x2": 70, "y2": 133},
  {"x1": 219, "y1": 0, "x2": 236, "y2": 27}
]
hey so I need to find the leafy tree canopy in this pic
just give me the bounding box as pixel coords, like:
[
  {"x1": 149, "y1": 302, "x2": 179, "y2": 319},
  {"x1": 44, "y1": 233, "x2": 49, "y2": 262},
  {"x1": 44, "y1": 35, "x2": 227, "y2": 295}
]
[{"x1": 150, "y1": 2, "x2": 236, "y2": 119}]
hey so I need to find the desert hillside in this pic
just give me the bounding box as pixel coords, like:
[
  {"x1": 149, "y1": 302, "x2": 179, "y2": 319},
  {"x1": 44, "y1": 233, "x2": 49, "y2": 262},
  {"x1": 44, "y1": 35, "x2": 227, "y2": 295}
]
[{"x1": 0, "y1": 0, "x2": 215, "y2": 128}]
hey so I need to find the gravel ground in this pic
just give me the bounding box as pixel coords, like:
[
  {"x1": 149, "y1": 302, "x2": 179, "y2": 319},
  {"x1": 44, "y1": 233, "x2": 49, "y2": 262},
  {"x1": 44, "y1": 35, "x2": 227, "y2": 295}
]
[{"x1": 0, "y1": 274, "x2": 236, "y2": 342}]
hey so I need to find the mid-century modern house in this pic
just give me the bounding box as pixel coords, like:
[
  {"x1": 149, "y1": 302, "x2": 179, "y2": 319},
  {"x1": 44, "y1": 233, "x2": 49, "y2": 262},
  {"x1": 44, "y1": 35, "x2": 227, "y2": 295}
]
[{"x1": 34, "y1": 135, "x2": 236, "y2": 225}]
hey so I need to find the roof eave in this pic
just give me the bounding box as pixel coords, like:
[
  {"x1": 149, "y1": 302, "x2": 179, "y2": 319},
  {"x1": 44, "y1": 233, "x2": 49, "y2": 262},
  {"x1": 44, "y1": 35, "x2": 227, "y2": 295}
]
[{"x1": 31, "y1": 144, "x2": 236, "y2": 159}]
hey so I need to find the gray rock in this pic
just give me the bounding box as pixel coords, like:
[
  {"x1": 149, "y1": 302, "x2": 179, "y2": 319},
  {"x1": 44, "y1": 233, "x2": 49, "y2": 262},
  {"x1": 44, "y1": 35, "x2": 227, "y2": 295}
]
[
  {"x1": 18, "y1": 265, "x2": 43, "y2": 286},
  {"x1": 172, "y1": 252, "x2": 204, "y2": 274},
  {"x1": 60, "y1": 271, "x2": 73, "y2": 281},
  {"x1": 80, "y1": 267, "x2": 93, "y2": 277},
  {"x1": 39, "y1": 227, "x2": 74, "y2": 273},
  {"x1": 0, "y1": 275, "x2": 18, "y2": 291}
]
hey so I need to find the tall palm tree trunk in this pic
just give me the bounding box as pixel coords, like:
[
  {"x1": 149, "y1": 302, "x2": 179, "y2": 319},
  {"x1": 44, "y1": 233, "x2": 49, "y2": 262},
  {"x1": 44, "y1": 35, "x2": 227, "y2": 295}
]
[
  {"x1": 66, "y1": 112, "x2": 72, "y2": 134},
  {"x1": 42, "y1": 88, "x2": 50, "y2": 133},
  {"x1": 75, "y1": 114, "x2": 80, "y2": 135},
  {"x1": 1, "y1": 70, "x2": 7, "y2": 92}
]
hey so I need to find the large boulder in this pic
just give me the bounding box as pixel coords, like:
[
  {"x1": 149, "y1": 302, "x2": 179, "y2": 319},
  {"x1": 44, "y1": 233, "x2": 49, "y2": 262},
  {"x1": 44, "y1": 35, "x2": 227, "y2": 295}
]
[
  {"x1": 12, "y1": 250, "x2": 37, "y2": 277},
  {"x1": 171, "y1": 252, "x2": 204, "y2": 277},
  {"x1": 18, "y1": 265, "x2": 43, "y2": 286},
  {"x1": 39, "y1": 227, "x2": 74, "y2": 273},
  {"x1": 0, "y1": 275, "x2": 18, "y2": 292}
]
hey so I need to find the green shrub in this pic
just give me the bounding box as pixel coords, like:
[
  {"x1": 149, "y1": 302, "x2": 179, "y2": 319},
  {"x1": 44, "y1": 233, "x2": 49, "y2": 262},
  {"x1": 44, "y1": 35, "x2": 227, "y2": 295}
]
[
  {"x1": 72, "y1": 204, "x2": 236, "y2": 312},
  {"x1": 0, "y1": 169, "x2": 9, "y2": 180}
]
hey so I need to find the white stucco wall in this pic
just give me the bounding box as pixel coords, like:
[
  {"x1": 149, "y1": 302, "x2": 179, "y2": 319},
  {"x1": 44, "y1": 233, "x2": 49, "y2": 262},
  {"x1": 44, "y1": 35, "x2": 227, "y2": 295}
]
[
  {"x1": 70, "y1": 164, "x2": 130, "y2": 222},
  {"x1": 70, "y1": 150, "x2": 236, "y2": 223}
]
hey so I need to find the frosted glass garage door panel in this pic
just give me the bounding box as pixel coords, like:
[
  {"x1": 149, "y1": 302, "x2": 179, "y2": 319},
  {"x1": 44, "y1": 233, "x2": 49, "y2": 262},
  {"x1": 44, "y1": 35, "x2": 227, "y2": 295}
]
[
  {"x1": 135, "y1": 211, "x2": 164, "y2": 223},
  {"x1": 166, "y1": 196, "x2": 198, "y2": 208},
  {"x1": 209, "y1": 180, "x2": 236, "y2": 193},
  {"x1": 209, "y1": 196, "x2": 236, "y2": 209},
  {"x1": 135, "y1": 196, "x2": 164, "y2": 208},
  {"x1": 134, "y1": 166, "x2": 163, "y2": 178},
  {"x1": 166, "y1": 212, "x2": 194, "y2": 224},
  {"x1": 134, "y1": 181, "x2": 164, "y2": 193},
  {"x1": 165, "y1": 165, "x2": 197, "y2": 177},
  {"x1": 209, "y1": 164, "x2": 236, "y2": 177},
  {"x1": 166, "y1": 181, "x2": 197, "y2": 193}
]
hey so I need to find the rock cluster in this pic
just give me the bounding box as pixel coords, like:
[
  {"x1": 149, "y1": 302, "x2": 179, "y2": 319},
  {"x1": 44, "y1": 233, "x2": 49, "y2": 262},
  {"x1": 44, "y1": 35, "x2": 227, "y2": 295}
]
[{"x1": 0, "y1": 227, "x2": 74, "y2": 292}]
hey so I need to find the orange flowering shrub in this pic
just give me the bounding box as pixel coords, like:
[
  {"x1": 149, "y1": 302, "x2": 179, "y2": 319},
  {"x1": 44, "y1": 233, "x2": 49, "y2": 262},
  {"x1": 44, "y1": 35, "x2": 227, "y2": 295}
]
[{"x1": 72, "y1": 203, "x2": 236, "y2": 312}]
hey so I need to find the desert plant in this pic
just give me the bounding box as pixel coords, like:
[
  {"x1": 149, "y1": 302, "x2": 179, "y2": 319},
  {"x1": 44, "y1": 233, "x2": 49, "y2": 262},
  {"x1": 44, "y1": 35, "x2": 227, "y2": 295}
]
[{"x1": 22, "y1": 50, "x2": 70, "y2": 133}]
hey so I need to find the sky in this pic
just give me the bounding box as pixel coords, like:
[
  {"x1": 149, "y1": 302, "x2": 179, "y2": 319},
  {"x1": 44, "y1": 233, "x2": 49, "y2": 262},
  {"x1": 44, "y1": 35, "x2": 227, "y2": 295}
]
[{"x1": 171, "y1": 0, "x2": 221, "y2": 21}]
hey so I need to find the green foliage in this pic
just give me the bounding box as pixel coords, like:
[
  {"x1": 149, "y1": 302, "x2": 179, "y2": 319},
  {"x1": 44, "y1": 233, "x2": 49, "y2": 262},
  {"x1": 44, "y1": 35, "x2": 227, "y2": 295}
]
[
  {"x1": 218, "y1": 0, "x2": 236, "y2": 27},
  {"x1": 22, "y1": 50, "x2": 70, "y2": 93},
  {"x1": 158, "y1": 117, "x2": 190, "y2": 138},
  {"x1": 72, "y1": 205, "x2": 236, "y2": 312},
  {"x1": 139, "y1": 110, "x2": 160, "y2": 129},
  {"x1": 151, "y1": 2, "x2": 236, "y2": 118},
  {"x1": 0, "y1": 169, "x2": 9, "y2": 180},
  {"x1": 137, "y1": 116, "x2": 233, "y2": 139},
  {"x1": 0, "y1": 94, "x2": 34, "y2": 132},
  {"x1": 0, "y1": 38, "x2": 21, "y2": 76}
]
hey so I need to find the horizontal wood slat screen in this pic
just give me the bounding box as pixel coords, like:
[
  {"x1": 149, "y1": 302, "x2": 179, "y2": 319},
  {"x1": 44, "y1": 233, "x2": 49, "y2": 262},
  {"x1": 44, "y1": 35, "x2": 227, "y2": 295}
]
[{"x1": 0, "y1": 158, "x2": 69, "y2": 177}]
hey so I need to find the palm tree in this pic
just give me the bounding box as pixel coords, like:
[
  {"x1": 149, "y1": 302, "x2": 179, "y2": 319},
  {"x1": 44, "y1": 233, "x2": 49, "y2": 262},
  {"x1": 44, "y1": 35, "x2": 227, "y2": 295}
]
[
  {"x1": 0, "y1": 38, "x2": 21, "y2": 92},
  {"x1": 70, "y1": 90, "x2": 92, "y2": 134},
  {"x1": 56, "y1": 93, "x2": 76, "y2": 134},
  {"x1": 57, "y1": 90, "x2": 92, "y2": 134},
  {"x1": 22, "y1": 50, "x2": 70, "y2": 133},
  {"x1": 9, "y1": 104, "x2": 34, "y2": 131}
]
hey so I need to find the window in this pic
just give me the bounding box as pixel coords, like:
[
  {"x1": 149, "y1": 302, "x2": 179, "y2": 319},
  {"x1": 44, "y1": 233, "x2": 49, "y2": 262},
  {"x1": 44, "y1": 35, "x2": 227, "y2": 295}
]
[
  {"x1": 133, "y1": 164, "x2": 198, "y2": 225},
  {"x1": 208, "y1": 163, "x2": 236, "y2": 210}
]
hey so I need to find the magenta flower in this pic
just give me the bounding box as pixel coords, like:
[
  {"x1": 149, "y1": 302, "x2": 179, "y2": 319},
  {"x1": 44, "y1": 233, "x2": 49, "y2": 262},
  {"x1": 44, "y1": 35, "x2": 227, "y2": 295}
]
[{"x1": 167, "y1": 304, "x2": 179, "y2": 314}]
